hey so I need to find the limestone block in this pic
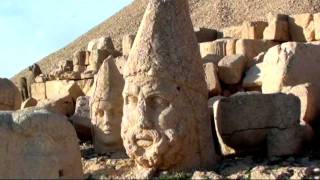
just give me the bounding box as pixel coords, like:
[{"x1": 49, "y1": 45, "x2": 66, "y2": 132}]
[
  {"x1": 241, "y1": 21, "x2": 268, "y2": 39},
  {"x1": 20, "y1": 97, "x2": 37, "y2": 109},
  {"x1": 223, "y1": 25, "x2": 242, "y2": 39},
  {"x1": 289, "y1": 13, "x2": 315, "y2": 42},
  {"x1": 242, "y1": 63, "x2": 263, "y2": 88},
  {"x1": 203, "y1": 62, "x2": 221, "y2": 97},
  {"x1": 214, "y1": 93, "x2": 301, "y2": 156},
  {"x1": 0, "y1": 78, "x2": 22, "y2": 110},
  {"x1": 31, "y1": 82, "x2": 46, "y2": 101},
  {"x1": 263, "y1": 14, "x2": 290, "y2": 41},
  {"x1": 45, "y1": 80, "x2": 84, "y2": 101},
  {"x1": 194, "y1": 27, "x2": 217, "y2": 42},
  {"x1": 0, "y1": 108, "x2": 83, "y2": 178},
  {"x1": 122, "y1": 34, "x2": 136, "y2": 56},
  {"x1": 70, "y1": 96, "x2": 91, "y2": 141},
  {"x1": 218, "y1": 55, "x2": 247, "y2": 84},
  {"x1": 315, "y1": 13, "x2": 320, "y2": 40},
  {"x1": 262, "y1": 42, "x2": 320, "y2": 124},
  {"x1": 200, "y1": 39, "x2": 237, "y2": 60},
  {"x1": 235, "y1": 39, "x2": 278, "y2": 68},
  {"x1": 90, "y1": 57, "x2": 125, "y2": 154}
]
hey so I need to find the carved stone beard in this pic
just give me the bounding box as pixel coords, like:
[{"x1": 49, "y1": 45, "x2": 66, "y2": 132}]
[{"x1": 121, "y1": 119, "x2": 187, "y2": 170}]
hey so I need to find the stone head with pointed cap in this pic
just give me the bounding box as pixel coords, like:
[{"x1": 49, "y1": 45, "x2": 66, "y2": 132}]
[{"x1": 121, "y1": 0, "x2": 217, "y2": 171}]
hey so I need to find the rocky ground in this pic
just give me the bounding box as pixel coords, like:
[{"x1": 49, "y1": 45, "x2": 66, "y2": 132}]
[{"x1": 80, "y1": 142, "x2": 320, "y2": 179}]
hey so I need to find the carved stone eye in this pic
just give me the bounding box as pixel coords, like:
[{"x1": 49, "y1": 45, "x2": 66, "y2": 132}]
[{"x1": 148, "y1": 96, "x2": 169, "y2": 111}]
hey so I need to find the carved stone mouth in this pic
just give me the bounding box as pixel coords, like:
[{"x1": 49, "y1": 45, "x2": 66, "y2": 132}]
[{"x1": 136, "y1": 135, "x2": 153, "y2": 148}]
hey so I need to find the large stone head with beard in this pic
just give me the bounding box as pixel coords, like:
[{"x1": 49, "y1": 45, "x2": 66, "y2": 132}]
[{"x1": 121, "y1": 0, "x2": 217, "y2": 171}]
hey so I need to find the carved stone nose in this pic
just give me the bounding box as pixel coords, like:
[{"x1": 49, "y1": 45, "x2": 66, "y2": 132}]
[{"x1": 137, "y1": 99, "x2": 152, "y2": 129}]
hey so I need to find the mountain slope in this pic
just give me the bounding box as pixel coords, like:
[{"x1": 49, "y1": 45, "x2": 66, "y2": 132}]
[{"x1": 12, "y1": 0, "x2": 320, "y2": 83}]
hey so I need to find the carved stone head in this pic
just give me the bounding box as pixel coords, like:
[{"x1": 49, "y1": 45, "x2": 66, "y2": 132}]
[
  {"x1": 90, "y1": 56, "x2": 125, "y2": 154},
  {"x1": 121, "y1": 0, "x2": 217, "y2": 171}
]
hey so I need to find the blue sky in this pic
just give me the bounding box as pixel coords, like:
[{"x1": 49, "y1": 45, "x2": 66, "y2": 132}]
[{"x1": 0, "y1": 0, "x2": 133, "y2": 78}]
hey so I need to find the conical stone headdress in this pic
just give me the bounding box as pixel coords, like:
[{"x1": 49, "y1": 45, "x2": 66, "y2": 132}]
[{"x1": 124, "y1": 0, "x2": 207, "y2": 96}]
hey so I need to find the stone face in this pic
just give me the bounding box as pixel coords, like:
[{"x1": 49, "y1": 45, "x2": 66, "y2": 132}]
[
  {"x1": 241, "y1": 21, "x2": 268, "y2": 39},
  {"x1": 0, "y1": 78, "x2": 22, "y2": 110},
  {"x1": 203, "y1": 62, "x2": 221, "y2": 97},
  {"x1": 263, "y1": 14, "x2": 290, "y2": 41},
  {"x1": 86, "y1": 49, "x2": 111, "y2": 73},
  {"x1": 0, "y1": 108, "x2": 83, "y2": 178},
  {"x1": 223, "y1": 26, "x2": 242, "y2": 39},
  {"x1": 289, "y1": 13, "x2": 315, "y2": 42},
  {"x1": 261, "y1": 43, "x2": 320, "y2": 122},
  {"x1": 242, "y1": 63, "x2": 263, "y2": 88},
  {"x1": 90, "y1": 57, "x2": 125, "y2": 154},
  {"x1": 214, "y1": 93, "x2": 301, "y2": 156},
  {"x1": 122, "y1": 34, "x2": 136, "y2": 56},
  {"x1": 235, "y1": 39, "x2": 278, "y2": 68},
  {"x1": 87, "y1": 37, "x2": 115, "y2": 52},
  {"x1": 218, "y1": 55, "x2": 246, "y2": 84},
  {"x1": 194, "y1": 27, "x2": 217, "y2": 42},
  {"x1": 315, "y1": 13, "x2": 320, "y2": 40},
  {"x1": 122, "y1": 0, "x2": 216, "y2": 173},
  {"x1": 73, "y1": 50, "x2": 86, "y2": 66},
  {"x1": 70, "y1": 96, "x2": 91, "y2": 141}
]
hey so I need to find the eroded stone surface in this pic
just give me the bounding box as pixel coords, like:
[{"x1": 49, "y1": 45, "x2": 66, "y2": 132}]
[
  {"x1": 0, "y1": 107, "x2": 83, "y2": 178},
  {"x1": 121, "y1": 0, "x2": 217, "y2": 174},
  {"x1": 0, "y1": 78, "x2": 22, "y2": 111}
]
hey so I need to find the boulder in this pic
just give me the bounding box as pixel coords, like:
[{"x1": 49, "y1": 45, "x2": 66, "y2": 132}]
[
  {"x1": 262, "y1": 42, "x2": 320, "y2": 124},
  {"x1": 203, "y1": 62, "x2": 221, "y2": 97},
  {"x1": 20, "y1": 97, "x2": 37, "y2": 109},
  {"x1": 200, "y1": 38, "x2": 237, "y2": 61},
  {"x1": 38, "y1": 95, "x2": 75, "y2": 117},
  {"x1": 0, "y1": 107, "x2": 83, "y2": 178},
  {"x1": 222, "y1": 25, "x2": 242, "y2": 39},
  {"x1": 218, "y1": 55, "x2": 246, "y2": 84},
  {"x1": 241, "y1": 21, "x2": 268, "y2": 40},
  {"x1": 235, "y1": 39, "x2": 278, "y2": 68},
  {"x1": 242, "y1": 63, "x2": 263, "y2": 89},
  {"x1": 0, "y1": 78, "x2": 22, "y2": 110},
  {"x1": 263, "y1": 14, "x2": 290, "y2": 41},
  {"x1": 70, "y1": 96, "x2": 91, "y2": 141},
  {"x1": 289, "y1": 13, "x2": 315, "y2": 42},
  {"x1": 315, "y1": 13, "x2": 320, "y2": 40},
  {"x1": 194, "y1": 27, "x2": 217, "y2": 42},
  {"x1": 122, "y1": 34, "x2": 136, "y2": 57},
  {"x1": 213, "y1": 93, "x2": 304, "y2": 156},
  {"x1": 87, "y1": 36, "x2": 115, "y2": 52}
]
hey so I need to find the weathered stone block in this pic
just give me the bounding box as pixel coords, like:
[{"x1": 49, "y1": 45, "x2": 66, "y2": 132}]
[
  {"x1": 214, "y1": 93, "x2": 301, "y2": 156},
  {"x1": 0, "y1": 78, "x2": 22, "y2": 110},
  {"x1": 263, "y1": 14, "x2": 290, "y2": 41},
  {"x1": 241, "y1": 21, "x2": 268, "y2": 39},
  {"x1": 203, "y1": 62, "x2": 221, "y2": 97},
  {"x1": 223, "y1": 26, "x2": 242, "y2": 39},
  {"x1": 235, "y1": 39, "x2": 278, "y2": 68},
  {"x1": 194, "y1": 27, "x2": 217, "y2": 42},
  {"x1": 315, "y1": 13, "x2": 320, "y2": 40},
  {"x1": 289, "y1": 13, "x2": 315, "y2": 42},
  {"x1": 31, "y1": 82, "x2": 46, "y2": 101},
  {"x1": 242, "y1": 63, "x2": 263, "y2": 88},
  {"x1": 218, "y1": 55, "x2": 247, "y2": 84}
]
